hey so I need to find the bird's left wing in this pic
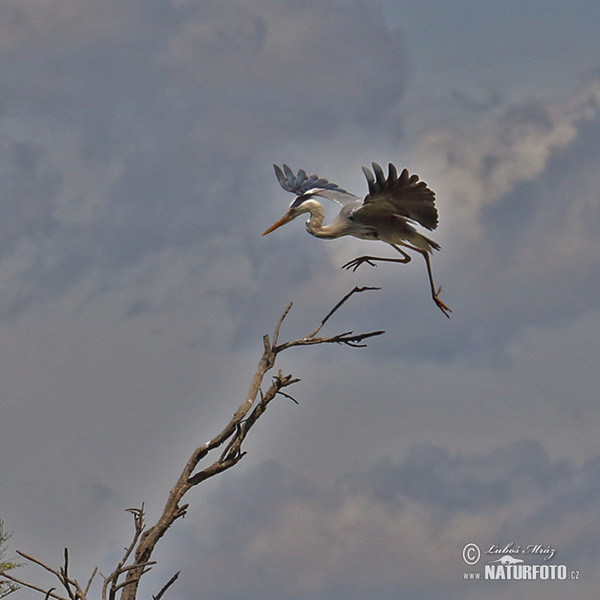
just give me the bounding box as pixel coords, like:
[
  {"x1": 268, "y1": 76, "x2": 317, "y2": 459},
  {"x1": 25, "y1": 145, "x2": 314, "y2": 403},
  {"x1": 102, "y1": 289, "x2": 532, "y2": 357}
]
[
  {"x1": 361, "y1": 162, "x2": 439, "y2": 230},
  {"x1": 273, "y1": 164, "x2": 359, "y2": 206}
]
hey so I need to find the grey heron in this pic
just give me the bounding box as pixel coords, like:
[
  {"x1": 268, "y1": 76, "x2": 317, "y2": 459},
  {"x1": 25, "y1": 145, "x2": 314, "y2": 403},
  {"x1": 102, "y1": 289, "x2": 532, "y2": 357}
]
[{"x1": 263, "y1": 162, "x2": 451, "y2": 318}]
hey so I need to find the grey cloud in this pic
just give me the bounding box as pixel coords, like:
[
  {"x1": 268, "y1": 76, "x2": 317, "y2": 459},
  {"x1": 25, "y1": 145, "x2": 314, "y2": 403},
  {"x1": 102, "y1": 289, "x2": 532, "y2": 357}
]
[
  {"x1": 365, "y1": 441, "x2": 572, "y2": 515},
  {"x1": 0, "y1": 140, "x2": 61, "y2": 250},
  {"x1": 152, "y1": 441, "x2": 600, "y2": 600},
  {"x1": 418, "y1": 80, "x2": 600, "y2": 229},
  {"x1": 398, "y1": 81, "x2": 600, "y2": 360},
  {"x1": 366, "y1": 445, "x2": 509, "y2": 513},
  {"x1": 450, "y1": 88, "x2": 503, "y2": 113},
  {"x1": 0, "y1": 0, "x2": 408, "y2": 317}
]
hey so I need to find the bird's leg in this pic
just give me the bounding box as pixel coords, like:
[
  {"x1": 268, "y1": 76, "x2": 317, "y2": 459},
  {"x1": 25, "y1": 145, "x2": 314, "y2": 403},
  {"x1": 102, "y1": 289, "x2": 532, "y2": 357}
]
[
  {"x1": 422, "y1": 252, "x2": 452, "y2": 318},
  {"x1": 342, "y1": 243, "x2": 452, "y2": 318},
  {"x1": 341, "y1": 248, "x2": 411, "y2": 272},
  {"x1": 394, "y1": 243, "x2": 452, "y2": 318}
]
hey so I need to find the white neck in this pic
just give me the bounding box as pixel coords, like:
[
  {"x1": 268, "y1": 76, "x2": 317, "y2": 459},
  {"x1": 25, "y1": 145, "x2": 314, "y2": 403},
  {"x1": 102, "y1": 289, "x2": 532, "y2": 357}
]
[{"x1": 302, "y1": 200, "x2": 340, "y2": 239}]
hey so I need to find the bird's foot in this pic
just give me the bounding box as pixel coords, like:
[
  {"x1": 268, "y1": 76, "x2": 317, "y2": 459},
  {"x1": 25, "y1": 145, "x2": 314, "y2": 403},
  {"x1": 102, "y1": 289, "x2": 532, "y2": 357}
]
[
  {"x1": 433, "y1": 287, "x2": 452, "y2": 319},
  {"x1": 341, "y1": 256, "x2": 378, "y2": 272}
]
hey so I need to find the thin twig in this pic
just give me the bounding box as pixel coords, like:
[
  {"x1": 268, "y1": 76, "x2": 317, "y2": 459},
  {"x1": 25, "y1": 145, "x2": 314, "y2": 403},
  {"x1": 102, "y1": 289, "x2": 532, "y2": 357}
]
[
  {"x1": 272, "y1": 301, "x2": 294, "y2": 347},
  {"x1": 44, "y1": 588, "x2": 57, "y2": 600},
  {"x1": 1, "y1": 574, "x2": 67, "y2": 600},
  {"x1": 275, "y1": 329, "x2": 384, "y2": 352},
  {"x1": 306, "y1": 286, "x2": 380, "y2": 339},
  {"x1": 110, "y1": 561, "x2": 156, "y2": 576},
  {"x1": 59, "y1": 548, "x2": 78, "y2": 600},
  {"x1": 152, "y1": 571, "x2": 180, "y2": 600},
  {"x1": 277, "y1": 389, "x2": 299, "y2": 404},
  {"x1": 84, "y1": 567, "x2": 98, "y2": 596},
  {"x1": 16, "y1": 551, "x2": 61, "y2": 578},
  {"x1": 111, "y1": 564, "x2": 154, "y2": 594}
]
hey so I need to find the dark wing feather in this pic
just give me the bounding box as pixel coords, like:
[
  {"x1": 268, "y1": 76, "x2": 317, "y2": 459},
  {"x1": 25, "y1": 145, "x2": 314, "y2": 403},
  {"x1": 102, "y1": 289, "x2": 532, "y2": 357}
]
[
  {"x1": 273, "y1": 164, "x2": 359, "y2": 206},
  {"x1": 274, "y1": 164, "x2": 350, "y2": 196},
  {"x1": 361, "y1": 162, "x2": 439, "y2": 230}
]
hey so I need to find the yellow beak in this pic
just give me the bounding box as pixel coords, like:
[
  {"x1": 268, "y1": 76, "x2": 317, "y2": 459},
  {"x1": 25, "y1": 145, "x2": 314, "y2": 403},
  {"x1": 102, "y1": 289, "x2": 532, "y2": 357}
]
[{"x1": 262, "y1": 213, "x2": 292, "y2": 236}]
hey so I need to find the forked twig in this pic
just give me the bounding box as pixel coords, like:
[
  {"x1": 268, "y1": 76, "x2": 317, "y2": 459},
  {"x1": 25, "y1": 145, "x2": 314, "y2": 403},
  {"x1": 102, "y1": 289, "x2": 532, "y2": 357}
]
[{"x1": 305, "y1": 286, "x2": 381, "y2": 339}]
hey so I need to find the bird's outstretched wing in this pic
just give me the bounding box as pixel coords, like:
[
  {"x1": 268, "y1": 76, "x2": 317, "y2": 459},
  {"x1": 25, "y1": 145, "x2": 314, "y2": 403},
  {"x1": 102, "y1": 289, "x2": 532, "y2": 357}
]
[
  {"x1": 360, "y1": 162, "x2": 439, "y2": 230},
  {"x1": 273, "y1": 164, "x2": 358, "y2": 206}
]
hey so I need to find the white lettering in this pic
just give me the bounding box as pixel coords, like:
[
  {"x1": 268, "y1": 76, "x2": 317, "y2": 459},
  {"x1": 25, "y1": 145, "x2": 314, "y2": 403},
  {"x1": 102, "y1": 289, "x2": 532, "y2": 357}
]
[
  {"x1": 526, "y1": 544, "x2": 557, "y2": 560},
  {"x1": 484, "y1": 563, "x2": 568, "y2": 580}
]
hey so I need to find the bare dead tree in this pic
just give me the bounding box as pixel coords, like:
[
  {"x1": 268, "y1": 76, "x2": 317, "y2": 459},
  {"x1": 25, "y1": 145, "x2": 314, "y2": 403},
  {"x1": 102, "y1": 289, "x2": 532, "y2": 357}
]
[{"x1": 2, "y1": 287, "x2": 383, "y2": 600}]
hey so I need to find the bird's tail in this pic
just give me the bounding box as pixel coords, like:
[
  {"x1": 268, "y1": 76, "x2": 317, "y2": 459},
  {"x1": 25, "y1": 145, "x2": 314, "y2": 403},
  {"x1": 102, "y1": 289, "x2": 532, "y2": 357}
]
[{"x1": 411, "y1": 231, "x2": 441, "y2": 254}]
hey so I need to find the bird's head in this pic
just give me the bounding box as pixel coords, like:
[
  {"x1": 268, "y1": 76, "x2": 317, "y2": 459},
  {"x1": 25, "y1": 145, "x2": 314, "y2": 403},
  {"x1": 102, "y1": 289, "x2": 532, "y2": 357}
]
[{"x1": 262, "y1": 193, "x2": 320, "y2": 236}]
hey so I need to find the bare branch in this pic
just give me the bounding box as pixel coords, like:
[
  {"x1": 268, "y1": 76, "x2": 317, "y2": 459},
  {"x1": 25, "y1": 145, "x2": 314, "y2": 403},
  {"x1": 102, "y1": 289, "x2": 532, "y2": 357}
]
[
  {"x1": 44, "y1": 588, "x2": 58, "y2": 600},
  {"x1": 15, "y1": 548, "x2": 88, "y2": 600},
  {"x1": 14, "y1": 287, "x2": 384, "y2": 600},
  {"x1": 277, "y1": 389, "x2": 299, "y2": 404},
  {"x1": 272, "y1": 301, "x2": 293, "y2": 347},
  {"x1": 62, "y1": 549, "x2": 69, "y2": 583},
  {"x1": 0, "y1": 574, "x2": 67, "y2": 600},
  {"x1": 111, "y1": 562, "x2": 156, "y2": 576},
  {"x1": 152, "y1": 572, "x2": 180, "y2": 600},
  {"x1": 102, "y1": 506, "x2": 148, "y2": 600},
  {"x1": 111, "y1": 564, "x2": 154, "y2": 593},
  {"x1": 16, "y1": 551, "x2": 61, "y2": 579},
  {"x1": 306, "y1": 286, "x2": 381, "y2": 339},
  {"x1": 275, "y1": 329, "x2": 384, "y2": 352},
  {"x1": 84, "y1": 568, "x2": 98, "y2": 596},
  {"x1": 58, "y1": 548, "x2": 78, "y2": 600}
]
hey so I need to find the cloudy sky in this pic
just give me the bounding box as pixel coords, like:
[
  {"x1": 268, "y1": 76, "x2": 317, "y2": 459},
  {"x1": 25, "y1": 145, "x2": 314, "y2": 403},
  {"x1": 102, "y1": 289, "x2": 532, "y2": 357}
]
[{"x1": 2, "y1": 1, "x2": 600, "y2": 598}]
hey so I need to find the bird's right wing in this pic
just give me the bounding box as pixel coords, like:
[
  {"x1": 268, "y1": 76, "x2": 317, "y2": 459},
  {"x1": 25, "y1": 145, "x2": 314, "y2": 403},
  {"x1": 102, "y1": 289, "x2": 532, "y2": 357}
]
[
  {"x1": 361, "y1": 163, "x2": 439, "y2": 230},
  {"x1": 273, "y1": 164, "x2": 359, "y2": 206}
]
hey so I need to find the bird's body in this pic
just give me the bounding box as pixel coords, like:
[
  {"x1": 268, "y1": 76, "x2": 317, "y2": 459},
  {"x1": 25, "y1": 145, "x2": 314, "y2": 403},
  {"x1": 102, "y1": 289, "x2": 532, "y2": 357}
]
[{"x1": 263, "y1": 162, "x2": 451, "y2": 317}]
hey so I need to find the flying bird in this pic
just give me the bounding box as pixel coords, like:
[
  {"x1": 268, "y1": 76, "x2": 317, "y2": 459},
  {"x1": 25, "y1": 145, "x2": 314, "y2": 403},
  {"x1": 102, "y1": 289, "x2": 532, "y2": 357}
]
[{"x1": 263, "y1": 162, "x2": 451, "y2": 317}]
